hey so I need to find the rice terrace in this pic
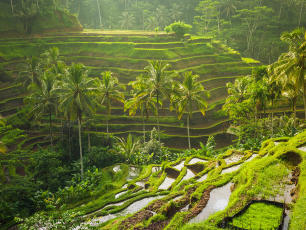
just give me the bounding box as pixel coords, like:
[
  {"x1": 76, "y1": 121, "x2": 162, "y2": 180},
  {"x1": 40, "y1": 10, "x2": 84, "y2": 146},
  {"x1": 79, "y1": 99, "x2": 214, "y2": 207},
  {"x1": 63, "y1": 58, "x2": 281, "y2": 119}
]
[{"x1": 0, "y1": 0, "x2": 306, "y2": 229}]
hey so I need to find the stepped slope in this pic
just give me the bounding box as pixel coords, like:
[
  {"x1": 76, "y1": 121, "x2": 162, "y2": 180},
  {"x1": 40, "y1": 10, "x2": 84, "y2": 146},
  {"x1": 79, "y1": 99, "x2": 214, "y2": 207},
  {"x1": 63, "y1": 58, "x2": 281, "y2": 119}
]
[{"x1": 0, "y1": 31, "x2": 258, "y2": 150}]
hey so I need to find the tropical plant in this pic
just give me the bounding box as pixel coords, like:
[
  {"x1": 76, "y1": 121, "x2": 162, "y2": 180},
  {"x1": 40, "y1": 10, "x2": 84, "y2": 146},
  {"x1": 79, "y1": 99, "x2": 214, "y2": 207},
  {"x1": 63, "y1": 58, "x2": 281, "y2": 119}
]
[
  {"x1": 170, "y1": 3, "x2": 183, "y2": 21},
  {"x1": 155, "y1": 5, "x2": 170, "y2": 30},
  {"x1": 221, "y1": 0, "x2": 237, "y2": 24},
  {"x1": 0, "y1": 115, "x2": 7, "y2": 154},
  {"x1": 125, "y1": 75, "x2": 157, "y2": 142},
  {"x1": 115, "y1": 134, "x2": 142, "y2": 164},
  {"x1": 24, "y1": 72, "x2": 58, "y2": 152},
  {"x1": 142, "y1": 61, "x2": 178, "y2": 143},
  {"x1": 16, "y1": 56, "x2": 42, "y2": 91},
  {"x1": 13, "y1": 0, "x2": 37, "y2": 32},
  {"x1": 171, "y1": 72, "x2": 210, "y2": 150},
  {"x1": 53, "y1": 63, "x2": 96, "y2": 180},
  {"x1": 118, "y1": 12, "x2": 136, "y2": 30},
  {"x1": 145, "y1": 16, "x2": 158, "y2": 31},
  {"x1": 96, "y1": 71, "x2": 125, "y2": 139},
  {"x1": 41, "y1": 47, "x2": 65, "y2": 69}
]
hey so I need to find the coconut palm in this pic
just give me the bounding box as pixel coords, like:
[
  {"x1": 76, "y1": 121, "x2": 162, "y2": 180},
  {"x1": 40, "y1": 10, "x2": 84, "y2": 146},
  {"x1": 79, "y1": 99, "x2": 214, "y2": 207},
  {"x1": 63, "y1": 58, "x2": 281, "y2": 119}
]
[
  {"x1": 41, "y1": 47, "x2": 65, "y2": 69},
  {"x1": 269, "y1": 29, "x2": 306, "y2": 119},
  {"x1": 118, "y1": 12, "x2": 136, "y2": 30},
  {"x1": 221, "y1": 0, "x2": 236, "y2": 24},
  {"x1": 172, "y1": 72, "x2": 210, "y2": 150},
  {"x1": 141, "y1": 61, "x2": 178, "y2": 143},
  {"x1": 223, "y1": 76, "x2": 251, "y2": 115},
  {"x1": 16, "y1": 56, "x2": 42, "y2": 91},
  {"x1": 0, "y1": 115, "x2": 7, "y2": 154},
  {"x1": 125, "y1": 75, "x2": 157, "y2": 143},
  {"x1": 145, "y1": 16, "x2": 158, "y2": 31},
  {"x1": 53, "y1": 63, "x2": 97, "y2": 180},
  {"x1": 96, "y1": 71, "x2": 125, "y2": 139},
  {"x1": 24, "y1": 72, "x2": 58, "y2": 152},
  {"x1": 155, "y1": 5, "x2": 170, "y2": 30},
  {"x1": 170, "y1": 4, "x2": 183, "y2": 21},
  {"x1": 115, "y1": 134, "x2": 142, "y2": 164},
  {"x1": 13, "y1": 0, "x2": 37, "y2": 32}
]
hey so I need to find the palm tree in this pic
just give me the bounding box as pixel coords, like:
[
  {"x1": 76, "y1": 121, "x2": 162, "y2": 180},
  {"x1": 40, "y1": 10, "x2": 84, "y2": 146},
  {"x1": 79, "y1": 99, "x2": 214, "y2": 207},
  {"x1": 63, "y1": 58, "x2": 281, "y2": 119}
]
[
  {"x1": 10, "y1": 0, "x2": 14, "y2": 15},
  {"x1": 125, "y1": 75, "x2": 157, "y2": 143},
  {"x1": 145, "y1": 17, "x2": 158, "y2": 31},
  {"x1": 223, "y1": 76, "x2": 251, "y2": 115},
  {"x1": 155, "y1": 5, "x2": 170, "y2": 30},
  {"x1": 141, "y1": 61, "x2": 178, "y2": 143},
  {"x1": 24, "y1": 72, "x2": 58, "y2": 152},
  {"x1": 269, "y1": 29, "x2": 306, "y2": 120},
  {"x1": 96, "y1": 71, "x2": 125, "y2": 139},
  {"x1": 16, "y1": 56, "x2": 42, "y2": 91},
  {"x1": 118, "y1": 12, "x2": 136, "y2": 30},
  {"x1": 0, "y1": 115, "x2": 7, "y2": 154},
  {"x1": 41, "y1": 47, "x2": 65, "y2": 68},
  {"x1": 115, "y1": 134, "x2": 142, "y2": 164},
  {"x1": 170, "y1": 4, "x2": 183, "y2": 22},
  {"x1": 13, "y1": 0, "x2": 37, "y2": 32},
  {"x1": 221, "y1": 0, "x2": 236, "y2": 24},
  {"x1": 172, "y1": 72, "x2": 210, "y2": 150},
  {"x1": 53, "y1": 63, "x2": 97, "y2": 180}
]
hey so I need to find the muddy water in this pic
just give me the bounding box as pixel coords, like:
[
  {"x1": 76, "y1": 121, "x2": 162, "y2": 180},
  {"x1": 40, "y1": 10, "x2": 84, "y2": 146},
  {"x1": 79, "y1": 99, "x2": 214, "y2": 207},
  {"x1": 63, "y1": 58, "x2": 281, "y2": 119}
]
[
  {"x1": 158, "y1": 177, "x2": 176, "y2": 190},
  {"x1": 127, "y1": 167, "x2": 140, "y2": 181},
  {"x1": 173, "y1": 195, "x2": 183, "y2": 202},
  {"x1": 224, "y1": 154, "x2": 244, "y2": 165},
  {"x1": 152, "y1": 166, "x2": 161, "y2": 173},
  {"x1": 103, "y1": 201, "x2": 125, "y2": 210},
  {"x1": 189, "y1": 182, "x2": 233, "y2": 223},
  {"x1": 181, "y1": 169, "x2": 195, "y2": 181},
  {"x1": 113, "y1": 165, "x2": 121, "y2": 172},
  {"x1": 181, "y1": 204, "x2": 190, "y2": 212},
  {"x1": 221, "y1": 164, "x2": 242, "y2": 175},
  {"x1": 189, "y1": 158, "x2": 207, "y2": 164},
  {"x1": 173, "y1": 161, "x2": 185, "y2": 171},
  {"x1": 86, "y1": 195, "x2": 166, "y2": 227},
  {"x1": 197, "y1": 173, "x2": 208, "y2": 182},
  {"x1": 282, "y1": 209, "x2": 290, "y2": 230},
  {"x1": 115, "y1": 191, "x2": 128, "y2": 199},
  {"x1": 122, "y1": 184, "x2": 128, "y2": 189}
]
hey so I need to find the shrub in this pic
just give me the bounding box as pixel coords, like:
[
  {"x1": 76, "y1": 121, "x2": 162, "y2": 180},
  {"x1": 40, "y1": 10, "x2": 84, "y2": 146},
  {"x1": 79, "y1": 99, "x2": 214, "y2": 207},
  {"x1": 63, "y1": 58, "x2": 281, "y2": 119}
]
[{"x1": 165, "y1": 21, "x2": 192, "y2": 38}]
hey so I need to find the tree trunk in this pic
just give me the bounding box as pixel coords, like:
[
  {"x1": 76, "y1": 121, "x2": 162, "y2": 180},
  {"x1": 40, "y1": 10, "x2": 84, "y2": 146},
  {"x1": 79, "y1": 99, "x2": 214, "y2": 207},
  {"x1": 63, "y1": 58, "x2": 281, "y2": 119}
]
[
  {"x1": 299, "y1": 0, "x2": 304, "y2": 28},
  {"x1": 25, "y1": 18, "x2": 28, "y2": 32},
  {"x1": 187, "y1": 111, "x2": 191, "y2": 150},
  {"x1": 106, "y1": 113, "x2": 109, "y2": 139},
  {"x1": 97, "y1": 0, "x2": 102, "y2": 28},
  {"x1": 78, "y1": 113, "x2": 83, "y2": 180},
  {"x1": 10, "y1": 0, "x2": 14, "y2": 15},
  {"x1": 142, "y1": 110, "x2": 145, "y2": 143},
  {"x1": 61, "y1": 116, "x2": 64, "y2": 142},
  {"x1": 156, "y1": 90, "x2": 161, "y2": 143},
  {"x1": 78, "y1": 0, "x2": 81, "y2": 16},
  {"x1": 87, "y1": 118, "x2": 90, "y2": 153},
  {"x1": 278, "y1": 0, "x2": 283, "y2": 22},
  {"x1": 294, "y1": 98, "x2": 297, "y2": 128},
  {"x1": 49, "y1": 110, "x2": 53, "y2": 152},
  {"x1": 271, "y1": 100, "x2": 274, "y2": 137}
]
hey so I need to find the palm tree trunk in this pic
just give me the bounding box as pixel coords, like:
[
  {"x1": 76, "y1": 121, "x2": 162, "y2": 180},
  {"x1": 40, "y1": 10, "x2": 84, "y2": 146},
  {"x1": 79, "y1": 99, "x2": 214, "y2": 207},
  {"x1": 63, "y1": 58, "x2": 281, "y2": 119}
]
[
  {"x1": 106, "y1": 112, "x2": 109, "y2": 139},
  {"x1": 49, "y1": 110, "x2": 53, "y2": 152},
  {"x1": 78, "y1": 113, "x2": 83, "y2": 180},
  {"x1": 142, "y1": 110, "x2": 145, "y2": 143},
  {"x1": 97, "y1": 0, "x2": 102, "y2": 28},
  {"x1": 87, "y1": 118, "x2": 90, "y2": 153},
  {"x1": 61, "y1": 116, "x2": 64, "y2": 142},
  {"x1": 294, "y1": 98, "x2": 297, "y2": 128},
  {"x1": 271, "y1": 100, "x2": 274, "y2": 137},
  {"x1": 187, "y1": 111, "x2": 191, "y2": 150},
  {"x1": 278, "y1": 0, "x2": 283, "y2": 22},
  {"x1": 299, "y1": 0, "x2": 304, "y2": 28},
  {"x1": 10, "y1": 0, "x2": 14, "y2": 15},
  {"x1": 156, "y1": 90, "x2": 161, "y2": 143}
]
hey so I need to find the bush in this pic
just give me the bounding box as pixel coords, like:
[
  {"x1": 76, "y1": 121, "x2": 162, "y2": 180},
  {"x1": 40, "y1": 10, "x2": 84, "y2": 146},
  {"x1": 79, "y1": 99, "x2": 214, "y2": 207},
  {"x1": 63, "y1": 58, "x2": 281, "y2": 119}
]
[{"x1": 164, "y1": 21, "x2": 192, "y2": 38}]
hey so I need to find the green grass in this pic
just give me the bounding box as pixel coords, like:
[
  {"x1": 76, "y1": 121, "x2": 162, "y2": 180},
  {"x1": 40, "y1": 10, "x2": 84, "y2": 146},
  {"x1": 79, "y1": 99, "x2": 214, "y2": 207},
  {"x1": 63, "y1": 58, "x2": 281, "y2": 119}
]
[{"x1": 231, "y1": 203, "x2": 283, "y2": 229}]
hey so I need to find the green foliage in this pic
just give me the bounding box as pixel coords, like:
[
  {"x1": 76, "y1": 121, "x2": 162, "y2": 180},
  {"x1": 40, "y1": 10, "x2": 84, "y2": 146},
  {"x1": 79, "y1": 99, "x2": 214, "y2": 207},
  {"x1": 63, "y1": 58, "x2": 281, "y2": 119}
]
[
  {"x1": 165, "y1": 21, "x2": 192, "y2": 38},
  {"x1": 0, "y1": 127, "x2": 26, "y2": 147}
]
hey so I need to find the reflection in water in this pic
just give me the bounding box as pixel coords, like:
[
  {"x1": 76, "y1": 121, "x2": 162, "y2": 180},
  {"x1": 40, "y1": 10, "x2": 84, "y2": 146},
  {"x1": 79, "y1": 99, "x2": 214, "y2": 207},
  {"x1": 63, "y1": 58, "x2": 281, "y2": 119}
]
[
  {"x1": 221, "y1": 164, "x2": 241, "y2": 175},
  {"x1": 274, "y1": 142, "x2": 280, "y2": 146},
  {"x1": 224, "y1": 154, "x2": 244, "y2": 165},
  {"x1": 197, "y1": 173, "x2": 208, "y2": 182},
  {"x1": 181, "y1": 204, "x2": 190, "y2": 212},
  {"x1": 127, "y1": 167, "x2": 140, "y2": 181},
  {"x1": 282, "y1": 210, "x2": 290, "y2": 230},
  {"x1": 189, "y1": 182, "x2": 233, "y2": 223},
  {"x1": 173, "y1": 161, "x2": 185, "y2": 171},
  {"x1": 158, "y1": 177, "x2": 176, "y2": 190},
  {"x1": 189, "y1": 158, "x2": 207, "y2": 165},
  {"x1": 245, "y1": 154, "x2": 258, "y2": 162},
  {"x1": 181, "y1": 169, "x2": 195, "y2": 181},
  {"x1": 113, "y1": 165, "x2": 121, "y2": 172},
  {"x1": 115, "y1": 191, "x2": 128, "y2": 199},
  {"x1": 152, "y1": 166, "x2": 161, "y2": 173}
]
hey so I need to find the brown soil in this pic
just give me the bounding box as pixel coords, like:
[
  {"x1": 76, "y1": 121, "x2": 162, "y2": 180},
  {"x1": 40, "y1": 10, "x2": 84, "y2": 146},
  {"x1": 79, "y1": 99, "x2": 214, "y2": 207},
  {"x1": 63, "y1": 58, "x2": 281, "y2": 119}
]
[
  {"x1": 118, "y1": 210, "x2": 153, "y2": 230},
  {"x1": 16, "y1": 166, "x2": 27, "y2": 177},
  {"x1": 187, "y1": 164, "x2": 205, "y2": 175},
  {"x1": 145, "y1": 199, "x2": 168, "y2": 212},
  {"x1": 290, "y1": 167, "x2": 301, "y2": 185},
  {"x1": 184, "y1": 185, "x2": 216, "y2": 222},
  {"x1": 139, "y1": 220, "x2": 170, "y2": 230},
  {"x1": 165, "y1": 168, "x2": 180, "y2": 179},
  {"x1": 283, "y1": 152, "x2": 303, "y2": 166}
]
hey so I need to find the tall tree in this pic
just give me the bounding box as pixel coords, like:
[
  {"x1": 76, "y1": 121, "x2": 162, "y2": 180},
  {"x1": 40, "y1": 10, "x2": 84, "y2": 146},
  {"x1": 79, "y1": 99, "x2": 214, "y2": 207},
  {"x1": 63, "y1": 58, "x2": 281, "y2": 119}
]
[
  {"x1": 41, "y1": 47, "x2": 65, "y2": 69},
  {"x1": 24, "y1": 72, "x2": 58, "y2": 152},
  {"x1": 142, "y1": 61, "x2": 178, "y2": 143},
  {"x1": 16, "y1": 56, "x2": 42, "y2": 91},
  {"x1": 53, "y1": 63, "x2": 96, "y2": 180},
  {"x1": 13, "y1": 0, "x2": 37, "y2": 32},
  {"x1": 221, "y1": 0, "x2": 236, "y2": 24},
  {"x1": 172, "y1": 72, "x2": 210, "y2": 150},
  {"x1": 96, "y1": 71, "x2": 125, "y2": 139},
  {"x1": 155, "y1": 5, "x2": 170, "y2": 30},
  {"x1": 170, "y1": 3, "x2": 183, "y2": 22}
]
